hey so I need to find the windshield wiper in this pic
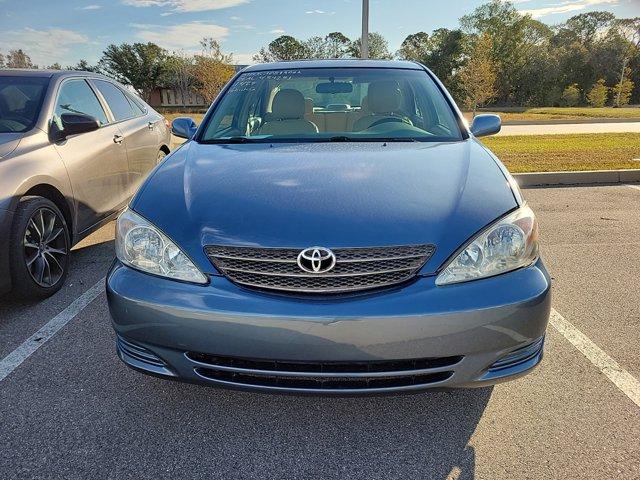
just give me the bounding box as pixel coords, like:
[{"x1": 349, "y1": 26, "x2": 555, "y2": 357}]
[
  {"x1": 201, "y1": 136, "x2": 264, "y2": 144},
  {"x1": 328, "y1": 136, "x2": 354, "y2": 142}
]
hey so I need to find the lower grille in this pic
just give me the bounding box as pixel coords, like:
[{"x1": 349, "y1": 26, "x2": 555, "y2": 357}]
[
  {"x1": 195, "y1": 368, "x2": 453, "y2": 391},
  {"x1": 186, "y1": 352, "x2": 461, "y2": 392},
  {"x1": 205, "y1": 244, "x2": 435, "y2": 294}
]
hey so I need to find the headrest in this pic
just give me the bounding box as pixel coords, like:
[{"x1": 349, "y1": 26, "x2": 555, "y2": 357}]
[
  {"x1": 304, "y1": 97, "x2": 313, "y2": 115},
  {"x1": 271, "y1": 89, "x2": 306, "y2": 120},
  {"x1": 367, "y1": 81, "x2": 402, "y2": 113}
]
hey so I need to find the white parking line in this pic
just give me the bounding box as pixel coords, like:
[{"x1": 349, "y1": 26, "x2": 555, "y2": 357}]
[
  {"x1": 0, "y1": 278, "x2": 105, "y2": 382},
  {"x1": 550, "y1": 308, "x2": 640, "y2": 407}
]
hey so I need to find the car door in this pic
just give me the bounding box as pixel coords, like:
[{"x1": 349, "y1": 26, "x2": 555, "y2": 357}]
[
  {"x1": 51, "y1": 78, "x2": 130, "y2": 233},
  {"x1": 91, "y1": 79, "x2": 160, "y2": 197}
]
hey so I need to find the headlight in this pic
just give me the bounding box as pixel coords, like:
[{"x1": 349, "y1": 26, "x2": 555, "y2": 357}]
[
  {"x1": 115, "y1": 208, "x2": 208, "y2": 284},
  {"x1": 436, "y1": 205, "x2": 539, "y2": 285}
]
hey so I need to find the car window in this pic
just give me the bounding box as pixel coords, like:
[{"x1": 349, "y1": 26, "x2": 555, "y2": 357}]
[
  {"x1": 125, "y1": 92, "x2": 147, "y2": 115},
  {"x1": 53, "y1": 79, "x2": 108, "y2": 130},
  {"x1": 0, "y1": 76, "x2": 49, "y2": 133},
  {"x1": 200, "y1": 68, "x2": 463, "y2": 143},
  {"x1": 93, "y1": 80, "x2": 136, "y2": 121}
]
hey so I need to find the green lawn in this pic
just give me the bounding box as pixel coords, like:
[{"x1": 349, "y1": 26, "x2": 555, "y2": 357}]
[
  {"x1": 464, "y1": 107, "x2": 640, "y2": 123},
  {"x1": 482, "y1": 133, "x2": 640, "y2": 173}
]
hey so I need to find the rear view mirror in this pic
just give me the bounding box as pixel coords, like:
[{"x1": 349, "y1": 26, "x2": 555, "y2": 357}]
[
  {"x1": 172, "y1": 117, "x2": 198, "y2": 139},
  {"x1": 59, "y1": 113, "x2": 100, "y2": 139},
  {"x1": 470, "y1": 114, "x2": 501, "y2": 138},
  {"x1": 316, "y1": 82, "x2": 353, "y2": 94}
]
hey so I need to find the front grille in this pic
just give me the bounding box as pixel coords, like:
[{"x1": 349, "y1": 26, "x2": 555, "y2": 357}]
[
  {"x1": 205, "y1": 244, "x2": 435, "y2": 294},
  {"x1": 186, "y1": 352, "x2": 461, "y2": 392}
]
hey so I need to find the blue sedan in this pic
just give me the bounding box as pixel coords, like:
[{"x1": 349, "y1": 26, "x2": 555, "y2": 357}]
[{"x1": 107, "y1": 60, "x2": 550, "y2": 394}]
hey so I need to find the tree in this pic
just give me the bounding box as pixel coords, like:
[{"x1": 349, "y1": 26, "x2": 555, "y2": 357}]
[
  {"x1": 612, "y1": 18, "x2": 640, "y2": 108},
  {"x1": 166, "y1": 51, "x2": 197, "y2": 108},
  {"x1": 5, "y1": 49, "x2": 35, "y2": 69},
  {"x1": 611, "y1": 68, "x2": 634, "y2": 106},
  {"x1": 68, "y1": 59, "x2": 100, "y2": 72},
  {"x1": 461, "y1": 0, "x2": 538, "y2": 103},
  {"x1": 0, "y1": 52, "x2": 5, "y2": 68},
  {"x1": 253, "y1": 35, "x2": 308, "y2": 62},
  {"x1": 47, "y1": 63, "x2": 62, "y2": 70},
  {"x1": 564, "y1": 11, "x2": 616, "y2": 45},
  {"x1": 397, "y1": 32, "x2": 430, "y2": 62},
  {"x1": 193, "y1": 38, "x2": 235, "y2": 102},
  {"x1": 458, "y1": 34, "x2": 497, "y2": 114},
  {"x1": 325, "y1": 32, "x2": 351, "y2": 58},
  {"x1": 99, "y1": 42, "x2": 169, "y2": 101},
  {"x1": 561, "y1": 84, "x2": 581, "y2": 106},
  {"x1": 586, "y1": 79, "x2": 608, "y2": 107},
  {"x1": 303, "y1": 36, "x2": 328, "y2": 59},
  {"x1": 348, "y1": 32, "x2": 392, "y2": 59}
]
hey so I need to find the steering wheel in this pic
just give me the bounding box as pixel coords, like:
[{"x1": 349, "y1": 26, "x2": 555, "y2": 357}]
[{"x1": 368, "y1": 117, "x2": 411, "y2": 129}]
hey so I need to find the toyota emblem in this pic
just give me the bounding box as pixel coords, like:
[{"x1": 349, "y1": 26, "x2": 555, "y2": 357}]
[{"x1": 297, "y1": 247, "x2": 336, "y2": 274}]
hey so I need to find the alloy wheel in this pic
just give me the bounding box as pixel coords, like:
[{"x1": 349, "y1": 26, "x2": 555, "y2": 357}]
[{"x1": 23, "y1": 207, "x2": 68, "y2": 288}]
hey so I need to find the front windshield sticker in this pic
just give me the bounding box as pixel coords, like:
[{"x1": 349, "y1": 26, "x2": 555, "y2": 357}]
[{"x1": 228, "y1": 70, "x2": 303, "y2": 93}]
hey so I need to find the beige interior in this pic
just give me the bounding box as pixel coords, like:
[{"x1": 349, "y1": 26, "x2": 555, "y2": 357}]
[
  {"x1": 260, "y1": 89, "x2": 318, "y2": 135},
  {"x1": 261, "y1": 81, "x2": 412, "y2": 134}
]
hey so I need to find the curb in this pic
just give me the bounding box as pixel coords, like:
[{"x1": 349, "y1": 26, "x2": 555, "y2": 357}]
[
  {"x1": 513, "y1": 169, "x2": 640, "y2": 187},
  {"x1": 502, "y1": 118, "x2": 640, "y2": 126}
]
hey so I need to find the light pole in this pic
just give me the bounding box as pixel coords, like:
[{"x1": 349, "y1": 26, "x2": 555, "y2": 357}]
[{"x1": 361, "y1": 0, "x2": 369, "y2": 59}]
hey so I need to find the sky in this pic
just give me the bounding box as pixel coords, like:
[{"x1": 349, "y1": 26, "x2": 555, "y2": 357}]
[{"x1": 0, "y1": 0, "x2": 638, "y2": 67}]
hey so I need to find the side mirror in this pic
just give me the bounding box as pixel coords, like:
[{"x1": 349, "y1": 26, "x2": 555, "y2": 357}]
[
  {"x1": 59, "y1": 113, "x2": 100, "y2": 139},
  {"x1": 171, "y1": 117, "x2": 198, "y2": 139},
  {"x1": 470, "y1": 114, "x2": 501, "y2": 138}
]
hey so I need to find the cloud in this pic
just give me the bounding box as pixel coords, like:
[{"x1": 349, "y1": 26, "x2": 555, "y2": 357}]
[
  {"x1": 133, "y1": 21, "x2": 229, "y2": 50},
  {"x1": 0, "y1": 27, "x2": 88, "y2": 65},
  {"x1": 520, "y1": 0, "x2": 618, "y2": 18},
  {"x1": 121, "y1": 0, "x2": 250, "y2": 12},
  {"x1": 269, "y1": 28, "x2": 285, "y2": 34},
  {"x1": 77, "y1": 4, "x2": 102, "y2": 9},
  {"x1": 305, "y1": 9, "x2": 335, "y2": 14},
  {"x1": 231, "y1": 52, "x2": 256, "y2": 65}
]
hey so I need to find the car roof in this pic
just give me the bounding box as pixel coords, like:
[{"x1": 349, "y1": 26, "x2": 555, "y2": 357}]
[
  {"x1": 0, "y1": 69, "x2": 113, "y2": 81},
  {"x1": 242, "y1": 59, "x2": 424, "y2": 72}
]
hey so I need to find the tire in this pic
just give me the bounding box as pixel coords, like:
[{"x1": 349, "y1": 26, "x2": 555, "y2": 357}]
[{"x1": 9, "y1": 196, "x2": 71, "y2": 300}]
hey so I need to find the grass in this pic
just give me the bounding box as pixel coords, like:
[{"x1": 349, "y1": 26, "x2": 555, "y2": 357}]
[
  {"x1": 482, "y1": 133, "x2": 640, "y2": 173},
  {"x1": 463, "y1": 107, "x2": 640, "y2": 123},
  {"x1": 163, "y1": 112, "x2": 206, "y2": 124}
]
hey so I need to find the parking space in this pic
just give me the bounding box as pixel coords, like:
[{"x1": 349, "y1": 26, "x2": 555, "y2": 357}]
[{"x1": 1, "y1": 185, "x2": 639, "y2": 479}]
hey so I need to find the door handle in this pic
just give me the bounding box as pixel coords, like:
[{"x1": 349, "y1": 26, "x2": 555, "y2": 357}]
[
  {"x1": 113, "y1": 134, "x2": 124, "y2": 144},
  {"x1": 148, "y1": 121, "x2": 156, "y2": 130}
]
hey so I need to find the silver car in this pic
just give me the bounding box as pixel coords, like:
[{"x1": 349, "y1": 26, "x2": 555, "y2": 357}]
[{"x1": 0, "y1": 69, "x2": 171, "y2": 299}]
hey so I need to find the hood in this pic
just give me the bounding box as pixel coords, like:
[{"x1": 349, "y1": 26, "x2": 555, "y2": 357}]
[
  {"x1": 132, "y1": 140, "x2": 517, "y2": 275},
  {"x1": 0, "y1": 133, "x2": 22, "y2": 159}
]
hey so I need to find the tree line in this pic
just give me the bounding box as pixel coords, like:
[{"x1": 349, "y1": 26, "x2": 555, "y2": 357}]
[
  {"x1": 0, "y1": 38, "x2": 236, "y2": 105},
  {"x1": 253, "y1": 1, "x2": 640, "y2": 110},
  {"x1": 2, "y1": 0, "x2": 638, "y2": 109}
]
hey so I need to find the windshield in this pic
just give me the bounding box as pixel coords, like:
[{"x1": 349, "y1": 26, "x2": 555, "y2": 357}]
[
  {"x1": 0, "y1": 76, "x2": 49, "y2": 133},
  {"x1": 199, "y1": 67, "x2": 463, "y2": 143}
]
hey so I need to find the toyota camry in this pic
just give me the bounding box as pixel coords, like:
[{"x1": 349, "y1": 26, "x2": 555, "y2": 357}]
[{"x1": 107, "y1": 60, "x2": 551, "y2": 394}]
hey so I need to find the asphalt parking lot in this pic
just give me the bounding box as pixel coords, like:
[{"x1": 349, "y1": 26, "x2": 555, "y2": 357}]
[{"x1": 1, "y1": 184, "x2": 639, "y2": 480}]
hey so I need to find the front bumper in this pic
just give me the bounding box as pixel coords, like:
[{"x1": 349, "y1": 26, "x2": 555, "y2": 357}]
[{"x1": 107, "y1": 259, "x2": 551, "y2": 394}]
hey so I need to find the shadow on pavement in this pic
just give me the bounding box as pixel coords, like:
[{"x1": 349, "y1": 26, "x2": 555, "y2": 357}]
[{"x1": 136, "y1": 378, "x2": 493, "y2": 479}]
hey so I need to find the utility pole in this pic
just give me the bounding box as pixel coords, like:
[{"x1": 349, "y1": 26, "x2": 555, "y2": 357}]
[{"x1": 361, "y1": 0, "x2": 369, "y2": 59}]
